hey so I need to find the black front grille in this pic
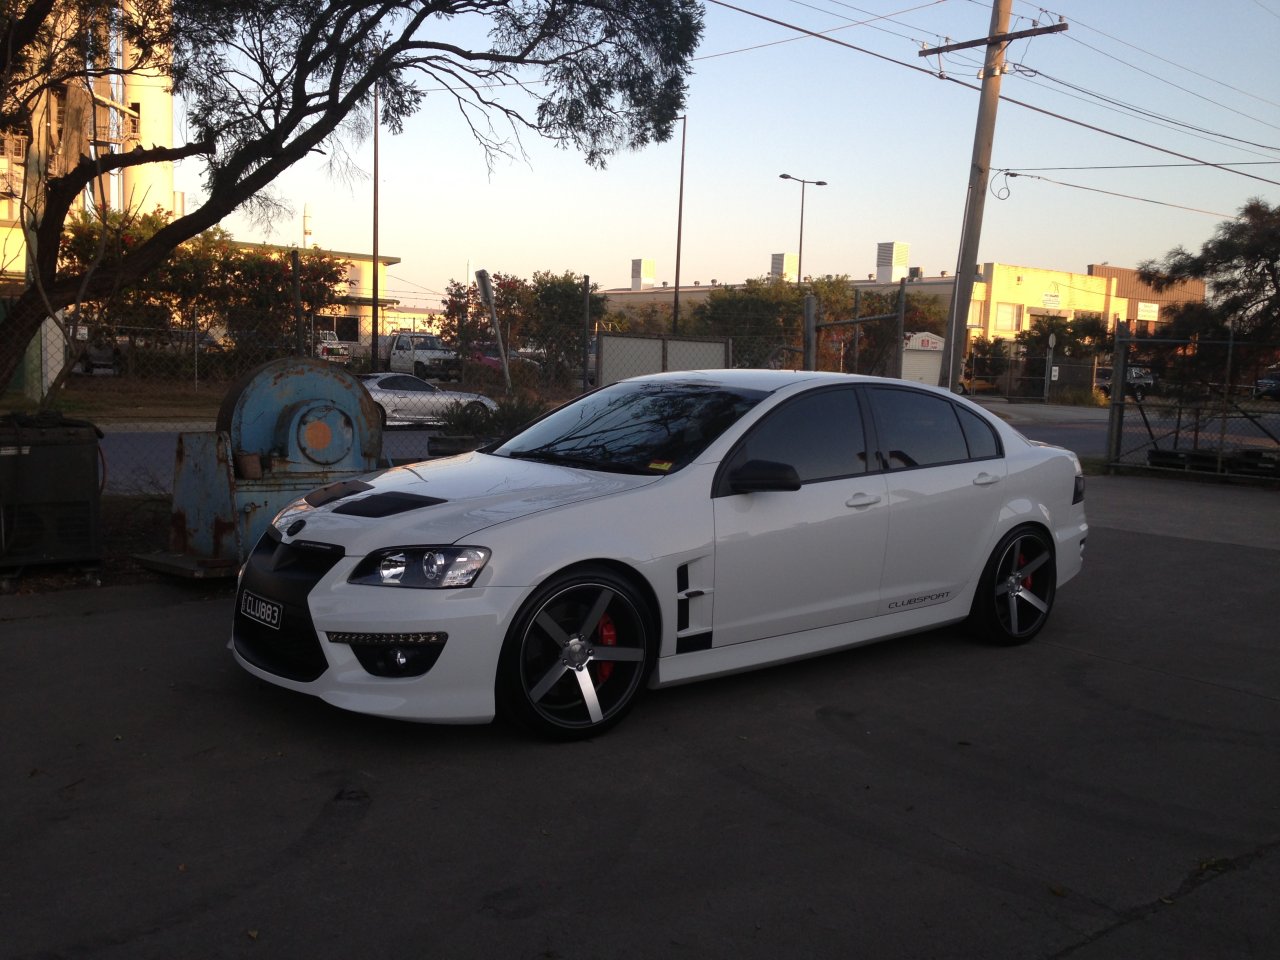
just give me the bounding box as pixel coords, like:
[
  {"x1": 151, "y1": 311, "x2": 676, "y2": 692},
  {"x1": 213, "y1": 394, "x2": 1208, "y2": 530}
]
[{"x1": 233, "y1": 528, "x2": 345, "y2": 682}]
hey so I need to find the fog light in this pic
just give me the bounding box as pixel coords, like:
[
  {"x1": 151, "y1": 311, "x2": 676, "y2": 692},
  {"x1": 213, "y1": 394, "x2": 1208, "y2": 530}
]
[{"x1": 331, "y1": 632, "x2": 449, "y2": 678}]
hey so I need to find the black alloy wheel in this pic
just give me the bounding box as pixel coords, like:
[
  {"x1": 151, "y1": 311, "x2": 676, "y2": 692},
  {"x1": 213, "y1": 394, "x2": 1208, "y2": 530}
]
[
  {"x1": 970, "y1": 526, "x2": 1056, "y2": 645},
  {"x1": 498, "y1": 567, "x2": 655, "y2": 739}
]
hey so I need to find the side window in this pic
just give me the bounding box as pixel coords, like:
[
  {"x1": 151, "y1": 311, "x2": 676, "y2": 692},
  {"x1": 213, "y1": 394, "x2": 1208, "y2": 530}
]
[
  {"x1": 868, "y1": 388, "x2": 969, "y2": 470},
  {"x1": 956, "y1": 405, "x2": 1001, "y2": 459},
  {"x1": 724, "y1": 387, "x2": 867, "y2": 484}
]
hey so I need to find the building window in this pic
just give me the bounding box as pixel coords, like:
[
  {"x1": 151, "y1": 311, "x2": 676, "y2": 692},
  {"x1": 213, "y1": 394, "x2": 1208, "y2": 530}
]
[{"x1": 995, "y1": 302, "x2": 1023, "y2": 333}]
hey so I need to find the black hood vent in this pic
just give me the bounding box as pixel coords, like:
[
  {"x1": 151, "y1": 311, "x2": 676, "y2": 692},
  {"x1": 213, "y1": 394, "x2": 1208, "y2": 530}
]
[{"x1": 332, "y1": 492, "x2": 447, "y2": 517}]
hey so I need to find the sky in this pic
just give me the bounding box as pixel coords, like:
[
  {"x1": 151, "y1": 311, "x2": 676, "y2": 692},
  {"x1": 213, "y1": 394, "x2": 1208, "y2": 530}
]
[{"x1": 173, "y1": 0, "x2": 1280, "y2": 312}]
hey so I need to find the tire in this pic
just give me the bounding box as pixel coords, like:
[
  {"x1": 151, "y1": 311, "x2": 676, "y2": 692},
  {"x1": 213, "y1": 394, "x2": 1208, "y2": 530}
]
[
  {"x1": 968, "y1": 526, "x2": 1056, "y2": 645},
  {"x1": 414, "y1": 361, "x2": 427, "y2": 379},
  {"x1": 375, "y1": 403, "x2": 388, "y2": 430},
  {"x1": 497, "y1": 566, "x2": 656, "y2": 739},
  {"x1": 1132, "y1": 386, "x2": 1145, "y2": 402},
  {"x1": 465, "y1": 401, "x2": 487, "y2": 418}
]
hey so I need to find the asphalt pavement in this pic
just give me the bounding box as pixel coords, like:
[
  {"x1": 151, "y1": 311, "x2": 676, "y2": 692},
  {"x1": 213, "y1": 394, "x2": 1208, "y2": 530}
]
[{"x1": 1, "y1": 472, "x2": 1277, "y2": 960}]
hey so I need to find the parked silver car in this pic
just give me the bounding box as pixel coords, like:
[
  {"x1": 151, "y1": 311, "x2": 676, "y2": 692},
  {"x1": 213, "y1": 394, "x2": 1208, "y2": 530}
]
[{"x1": 356, "y1": 373, "x2": 497, "y2": 426}]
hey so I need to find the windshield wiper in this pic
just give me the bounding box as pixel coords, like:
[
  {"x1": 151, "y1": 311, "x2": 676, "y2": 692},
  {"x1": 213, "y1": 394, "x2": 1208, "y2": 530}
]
[{"x1": 505, "y1": 449, "x2": 649, "y2": 474}]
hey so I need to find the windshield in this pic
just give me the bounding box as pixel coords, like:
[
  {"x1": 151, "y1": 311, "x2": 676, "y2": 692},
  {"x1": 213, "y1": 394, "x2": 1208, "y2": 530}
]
[{"x1": 493, "y1": 380, "x2": 767, "y2": 475}]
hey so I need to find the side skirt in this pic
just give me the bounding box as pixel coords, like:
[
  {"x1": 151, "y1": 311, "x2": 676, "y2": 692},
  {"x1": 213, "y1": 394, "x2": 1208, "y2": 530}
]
[{"x1": 651, "y1": 602, "x2": 970, "y2": 689}]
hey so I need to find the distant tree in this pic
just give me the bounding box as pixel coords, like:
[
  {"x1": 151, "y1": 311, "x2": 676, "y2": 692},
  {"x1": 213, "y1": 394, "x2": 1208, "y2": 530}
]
[
  {"x1": 525, "y1": 270, "x2": 605, "y2": 368},
  {"x1": 1016, "y1": 312, "x2": 1111, "y2": 359},
  {"x1": 59, "y1": 207, "x2": 176, "y2": 339},
  {"x1": 59, "y1": 209, "x2": 349, "y2": 358},
  {"x1": 1, "y1": 0, "x2": 704, "y2": 392},
  {"x1": 1138, "y1": 198, "x2": 1280, "y2": 342},
  {"x1": 439, "y1": 272, "x2": 530, "y2": 360},
  {"x1": 439, "y1": 279, "x2": 488, "y2": 354},
  {"x1": 968, "y1": 335, "x2": 1010, "y2": 380},
  {"x1": 690, "y1": 277, "x2": 804, "y2": 368},
  {"x1": 603, "y1": 302, "x2": 671, "y2": 335},
  {"x1": 219, "y1": 245, "x2": 351, "y2": 352}
]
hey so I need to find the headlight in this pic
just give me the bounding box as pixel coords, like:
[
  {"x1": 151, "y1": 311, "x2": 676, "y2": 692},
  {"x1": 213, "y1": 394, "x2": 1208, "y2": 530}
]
[{"x1": 349, "y1": 546, "x2": 491, "y2": 588}]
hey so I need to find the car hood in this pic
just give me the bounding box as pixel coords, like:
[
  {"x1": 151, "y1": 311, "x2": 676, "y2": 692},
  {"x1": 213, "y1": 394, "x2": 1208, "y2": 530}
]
[{"x1": 276, "y1": 451, "x2": 662, "y2": 552}]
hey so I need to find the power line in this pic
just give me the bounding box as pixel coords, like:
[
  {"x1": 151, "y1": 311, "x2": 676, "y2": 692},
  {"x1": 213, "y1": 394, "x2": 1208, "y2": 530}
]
[
  {"x1": 705, "y1": 0, "x2": 1280, "y2": 189},
  {"x1": 1005, "y1": 0, "x2": 1280, "y2": 114},
  {"x1": 992, "y1": 170, "x2": 1241, "y2": 219},
  {"x1": 1019, "y1": 67, "x2": 1280, "y2": 148},
  {"x1": 1250, "y1": 0, "x2": 1280, "y2": 21},
  {"x1": 1003, "y1": 160, "x2": 1280, "y2": 171},
  {"x1": 696, "y1": 0, "x2": 949, "y2": 61}
]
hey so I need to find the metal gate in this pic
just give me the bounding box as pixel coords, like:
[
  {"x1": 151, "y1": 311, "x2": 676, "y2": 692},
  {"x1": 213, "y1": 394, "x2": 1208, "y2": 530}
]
[{"x1": 1105, "y1": 323, "x2": 1280, "y2": 480}]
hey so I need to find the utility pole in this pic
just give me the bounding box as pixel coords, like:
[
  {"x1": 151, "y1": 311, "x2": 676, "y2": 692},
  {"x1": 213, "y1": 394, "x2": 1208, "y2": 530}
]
[
  {"x1": 921, "y1": 2, "x2": 1067, "y2": 390},
  {"x1": 371, "y1": 80, "x2": 380, "y2": 372}
]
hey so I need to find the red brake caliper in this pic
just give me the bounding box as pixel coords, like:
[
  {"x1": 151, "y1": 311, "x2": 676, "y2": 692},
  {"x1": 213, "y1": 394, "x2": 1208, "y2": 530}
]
[
  {"x1": 1019, "y1": 552, "x2": 1032, "y2": 589},
  {"x1": 594, "y1": 613, "x2": 617, "y2": 683}
]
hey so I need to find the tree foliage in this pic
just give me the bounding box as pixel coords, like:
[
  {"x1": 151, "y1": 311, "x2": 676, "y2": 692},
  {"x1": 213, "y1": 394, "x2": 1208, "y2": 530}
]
[
  {"x1": 58, "y1": 208, "x2": 350, "y2": 353},
  {"x1": 1138, "y1": 198, "x2": 1280, "y2": 342},
  {"x1": 689, "y1": 277, "x2": 803, "y2": 368},
  {"x1": 1015, "y1": 312, "x2": 1111, "y2": 359},
  {"x1": 684, "y1": 275, "x2": 946, "y2": 374},
  {"x1": 440, "y1": 268, "x2": 603, "y2": 388},
  {"x1": 1, "y1": 0, "x2": 703, "y2": 391},
  {"x1": 526, "y1": 269, "x2": 605, "y2": 363}
]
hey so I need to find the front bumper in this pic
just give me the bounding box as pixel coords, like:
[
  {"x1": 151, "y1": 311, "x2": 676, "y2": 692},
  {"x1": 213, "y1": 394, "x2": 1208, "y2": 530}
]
[{"x1": 231, "y1": 529, "x2": 523, "y2": 723}]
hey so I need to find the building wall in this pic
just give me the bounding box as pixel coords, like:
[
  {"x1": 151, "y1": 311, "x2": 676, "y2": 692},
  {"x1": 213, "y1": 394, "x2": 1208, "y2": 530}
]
[
  {"x1": 1087, "y1": 264, "x2": 1205, "y2": 332},
  {"x1": 978, "y1": 263, "x2": 1124, "y2": 337}
]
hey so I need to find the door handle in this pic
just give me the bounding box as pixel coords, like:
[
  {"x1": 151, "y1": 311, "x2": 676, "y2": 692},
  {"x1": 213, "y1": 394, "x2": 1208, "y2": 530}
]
[
  {"x1": 846, "y1": 492, "x2": 882, "y2": 509},
  {"x1": 972, "y1": 472, "x2": 1001, "y2": 486}
]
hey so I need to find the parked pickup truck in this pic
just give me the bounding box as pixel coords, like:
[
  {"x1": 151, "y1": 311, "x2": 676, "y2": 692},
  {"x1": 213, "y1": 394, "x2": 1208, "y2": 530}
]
[
  {"x1": 314, "y1": 329, "x2": 352, "y2": 364},
  {"x1": 386, "y1": 332, "x2": 460, "y2": 381}
]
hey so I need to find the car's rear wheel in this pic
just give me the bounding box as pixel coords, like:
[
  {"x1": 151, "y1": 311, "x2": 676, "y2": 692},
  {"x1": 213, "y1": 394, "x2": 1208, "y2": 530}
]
[
  {"x1": 1132, "y1": 386, "x2": 1145, "y2": 401},
  {"x1": 969, "y1": 526, "x2": 1056, "y2": 645},
  {"x1": 497, "y1": 567, "x2": 655, "y2": 739}
]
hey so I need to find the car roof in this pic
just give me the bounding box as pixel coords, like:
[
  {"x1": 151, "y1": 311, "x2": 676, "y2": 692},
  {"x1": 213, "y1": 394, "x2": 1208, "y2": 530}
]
[{"x1": 620, "y1": 368, "x2": 883, "y2": 391}]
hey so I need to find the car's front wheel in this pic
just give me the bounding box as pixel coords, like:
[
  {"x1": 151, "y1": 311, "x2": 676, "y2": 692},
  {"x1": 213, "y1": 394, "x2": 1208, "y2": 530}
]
[
  {"x1": 969, "y1": 526, "x2": 1056, "y2": 645},
  {"x1": 497, "y1": 566, "x2": 655, "y2": 739}
]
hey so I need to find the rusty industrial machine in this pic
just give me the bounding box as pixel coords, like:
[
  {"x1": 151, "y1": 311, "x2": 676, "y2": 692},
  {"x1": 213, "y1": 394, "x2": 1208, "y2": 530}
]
[{"x1": 157, "y1": 358, "x2": 384, "y2": 576}]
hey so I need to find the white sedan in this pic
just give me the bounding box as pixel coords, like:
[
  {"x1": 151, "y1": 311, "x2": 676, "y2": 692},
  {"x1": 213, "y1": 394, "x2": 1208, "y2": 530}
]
[
  {"x1": 232, "y1": 370, "x2": 1087, "y2": 738},
  {"x1": 356, "y1": 372, "x2": 496, "y2": 426}
]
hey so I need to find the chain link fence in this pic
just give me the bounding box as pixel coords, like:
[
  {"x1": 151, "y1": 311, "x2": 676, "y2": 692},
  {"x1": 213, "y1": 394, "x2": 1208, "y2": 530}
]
[
  {"x1": 1107, "y1": 326, "x2": 1280, "y2": 479},
  {"x1": 1, "y1": 314, "x2": 752, "y2": 573}
]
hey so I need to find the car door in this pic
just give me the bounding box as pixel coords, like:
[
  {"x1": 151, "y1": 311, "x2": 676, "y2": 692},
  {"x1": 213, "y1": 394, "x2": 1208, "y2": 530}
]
[
  {"x1": 711, "y1": 385, "x2": 889, "y2": 647},
  {"x1": 864, "y1": 386, "x2": 1007, "y2": 615},
  {"x1": 380, "y1": 375, "x2": 441, "y2": 422}
]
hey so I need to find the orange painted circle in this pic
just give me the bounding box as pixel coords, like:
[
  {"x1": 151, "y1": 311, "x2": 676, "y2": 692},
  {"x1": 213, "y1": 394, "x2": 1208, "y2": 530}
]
[{"x1": 303, "y1": 419, "x2": 333, "y2": 451}]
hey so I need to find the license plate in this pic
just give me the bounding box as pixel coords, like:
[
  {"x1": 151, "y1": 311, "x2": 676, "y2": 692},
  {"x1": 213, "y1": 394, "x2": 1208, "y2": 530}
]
[{"x1": 241, "y1": 590, "x2": 283, "y2": 630}]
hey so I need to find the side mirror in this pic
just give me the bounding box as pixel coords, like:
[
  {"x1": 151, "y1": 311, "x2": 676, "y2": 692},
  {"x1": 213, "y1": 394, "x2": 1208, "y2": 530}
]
[{"x1": 728, "y1": 459, "x2": 801, "y2": 494}]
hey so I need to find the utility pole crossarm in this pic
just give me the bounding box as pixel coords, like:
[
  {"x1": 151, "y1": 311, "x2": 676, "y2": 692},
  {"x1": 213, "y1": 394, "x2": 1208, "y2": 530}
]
[{"x1": 918, "y1": 21, "x2": 1066, "y2": 58}]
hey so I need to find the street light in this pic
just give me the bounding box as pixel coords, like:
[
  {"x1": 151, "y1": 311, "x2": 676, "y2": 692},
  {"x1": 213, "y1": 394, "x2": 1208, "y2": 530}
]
[
  {"x1": 673, "y1": 116, "x2": 687, "y2": 336},
  {"x1": 779, "y1": 172, "x2": 827, "y2": 284}
]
